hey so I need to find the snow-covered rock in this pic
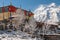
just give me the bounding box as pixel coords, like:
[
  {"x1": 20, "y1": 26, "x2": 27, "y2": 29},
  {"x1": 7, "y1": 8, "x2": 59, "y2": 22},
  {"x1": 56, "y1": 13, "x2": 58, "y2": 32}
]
[{"x1": 34, "y1": 3, "x2": 60, "y2": 24}]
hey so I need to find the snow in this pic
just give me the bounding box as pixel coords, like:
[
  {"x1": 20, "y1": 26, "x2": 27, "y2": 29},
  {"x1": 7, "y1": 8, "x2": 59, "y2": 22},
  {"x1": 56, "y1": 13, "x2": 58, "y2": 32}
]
[
  {"x1": 34, "y1": 3, "x2": 60, "y2": 24},
  {"x1": 48, "y1": 3, "x2": 56, "y2": 7},
  {"x1": 0, "y1": 30, "x2": 37, "y2": 40}
]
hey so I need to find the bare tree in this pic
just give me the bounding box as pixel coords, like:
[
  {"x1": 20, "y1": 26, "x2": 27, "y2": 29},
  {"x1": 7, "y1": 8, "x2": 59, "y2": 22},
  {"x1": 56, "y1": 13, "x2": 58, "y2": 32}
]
[{"x1": 12, "y1": 9, "x2": 26, "y2": 30}]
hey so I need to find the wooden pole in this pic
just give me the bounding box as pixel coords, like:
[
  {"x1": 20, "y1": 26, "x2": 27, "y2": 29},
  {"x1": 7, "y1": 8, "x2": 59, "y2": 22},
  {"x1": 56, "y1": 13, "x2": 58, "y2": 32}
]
[
  {"x1": 2, "y1": 0, "x2": 6, "y2": 30},
  {"x1": 10, "y1": 0, "x2": 12, "y2": 17},
  {"x1": 3, "y1": 0, "x2": 4, "y2": 20}
]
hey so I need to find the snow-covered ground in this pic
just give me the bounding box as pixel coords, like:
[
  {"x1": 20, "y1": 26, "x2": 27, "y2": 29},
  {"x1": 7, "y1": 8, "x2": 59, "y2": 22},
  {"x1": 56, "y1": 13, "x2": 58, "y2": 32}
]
[{"x1": 0, "y1": 30, "x2": 42, "y2": 40}]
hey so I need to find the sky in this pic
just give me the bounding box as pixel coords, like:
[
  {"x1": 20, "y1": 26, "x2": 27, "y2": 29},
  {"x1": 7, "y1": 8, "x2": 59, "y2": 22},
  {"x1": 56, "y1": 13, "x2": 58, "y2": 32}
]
[{"x1": 0, "y1": 0, "x2": 60, "y2": 11}]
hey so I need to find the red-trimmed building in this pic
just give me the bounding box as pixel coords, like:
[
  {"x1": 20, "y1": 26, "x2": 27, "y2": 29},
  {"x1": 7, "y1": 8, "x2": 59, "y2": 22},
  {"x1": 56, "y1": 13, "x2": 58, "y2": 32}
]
[{"x1": 0, "y1": 5, "x2": 34, "y2": 20}]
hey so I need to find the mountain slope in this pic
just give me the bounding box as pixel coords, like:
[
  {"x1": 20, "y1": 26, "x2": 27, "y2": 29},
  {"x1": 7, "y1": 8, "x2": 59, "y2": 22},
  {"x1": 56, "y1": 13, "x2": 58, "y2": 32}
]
[{"x1": 34, "y1": 3, "x2": 60, "y2": 24}]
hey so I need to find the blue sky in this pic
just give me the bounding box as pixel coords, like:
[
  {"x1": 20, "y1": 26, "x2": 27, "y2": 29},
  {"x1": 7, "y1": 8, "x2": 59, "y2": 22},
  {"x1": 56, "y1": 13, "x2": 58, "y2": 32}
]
[{"x1": 0, "y1": 0, "x2": 60, "y2": 11}]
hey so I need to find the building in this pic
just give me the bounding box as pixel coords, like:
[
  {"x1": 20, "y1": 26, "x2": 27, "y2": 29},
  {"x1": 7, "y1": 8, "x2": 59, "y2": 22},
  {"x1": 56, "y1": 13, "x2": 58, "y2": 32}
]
[
  {"x1": 0, "y1": 5, "x2": 34, "y2": 21},
  {"x1": 0, "y1": 5, "x2": 16, "y2": 20}
]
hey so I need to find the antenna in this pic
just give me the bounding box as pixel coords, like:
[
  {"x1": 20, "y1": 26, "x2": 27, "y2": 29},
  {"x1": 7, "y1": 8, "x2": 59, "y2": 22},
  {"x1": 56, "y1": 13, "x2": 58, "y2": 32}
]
[
  {"x1": 3, "y1": 0, "x2": 4, "y2": 7},
  {"x1": 20, "y1": 0, "x2": 21, "y2": 8},
  {"x1": 10, "y1": 0, "x2": 12, "y2": 5},
  {"x1": 20, "y1": 4, "x2": 21, "y2": 9},
  {"x1": 29, "y1": 9, "x2": 31, "y2": 12}
]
